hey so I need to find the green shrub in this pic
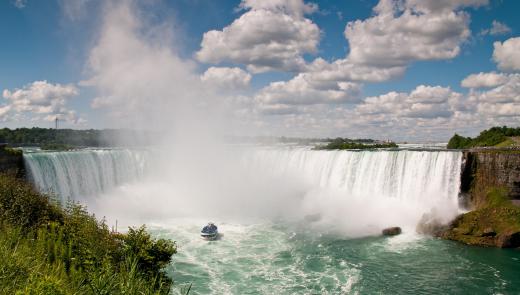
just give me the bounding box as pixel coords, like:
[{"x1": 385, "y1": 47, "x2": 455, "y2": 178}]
[
  {"x1": 0, "y1": 173, "x2": 177, "y2": 294},
  {"x1": 15, "y1": 275, "x2": 67, "y2": 295},
  {"x1": 122, "y1": 226, "x2": 177, "y2": 287},
  {"x1": 446, "y1": 134, "x2": 472, "y2": 149},
  {"x1": 316, "y1": 141, "x2": 398, "y2": 150},
  {"x1": 447, "y1": 126, "x2": 520, "y2": 149},
  {"x1": 3, "y1": 146, "x2": 23, "y2": 157},
  {"x1": 40, "y1": 143, "x2": 74, "y2": 151},
  {"x1": 0, "y1": 175, "x2": 63, "y2": 229}
]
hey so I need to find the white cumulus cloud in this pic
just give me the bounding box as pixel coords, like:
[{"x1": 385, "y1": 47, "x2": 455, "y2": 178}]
[
  {"x1": 248, "y1": 0, "x2": 486, "y2": 109},
  {"x1": 201, "y1": 67, "x2": 251, "y2": 91},
  {"x1": 256, "y1": 73, "x2": 361, "y2": 106},
  {"x1": 356, "y1": 85, "x2": 463, "y2": 119},
  {"x1": 344, "y1": 0, "x2": 486, "y2": 67},
  {"x1": 493, "y1": 37, "x2": 520, "y2": 72},
  {"x1": 1, "y1": 81, "x2": 83, "y2": 123},
  {"x1": 196, "y1": 0, "x2": 320, "y2": 73},
  {"x1": 461, "y1": 72, "x2": 510, "y2": 88},
  {"x1": 471, "y1": 74, "x2": 520, "y2": 104}
]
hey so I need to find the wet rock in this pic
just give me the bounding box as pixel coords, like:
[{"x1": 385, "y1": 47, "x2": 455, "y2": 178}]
[
  {"x1": 382, "y1": 227, "x2": 402, "y2": 236},
  {"x1": 480, "y1": 227, "x2": 496, "y2": 237},
  {"x1": 303, "y1": 213, "x2": 322, "y2": 223},
  {"x1": 496, "y1": 231, "x2": 520, "y2": 248},
  {"x1": 416, "y1": 212, "x2": 447, "y2": 236}
]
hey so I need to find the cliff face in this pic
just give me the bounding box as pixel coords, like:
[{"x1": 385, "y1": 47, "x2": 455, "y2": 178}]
[
  {"x1": 0, "y1": 145, "x2": 24, "y2": 177},
  {"x1": 442, "y1": 150, "x2": 520, "y2": 248},
  {"x1": 461, "y1": 150, "x2": 520, "y2": 208}
]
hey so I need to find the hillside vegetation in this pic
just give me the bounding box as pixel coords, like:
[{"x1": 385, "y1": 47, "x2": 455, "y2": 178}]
[
  {"x1": 442, "y1": 187, "x2": 520, "y2": 247},
  {"x1": 447, "y1": 126, "x2": 520, "y2": 149},
  {"x1": 0, "y1": 128, "x2": 155, "y2": 148},
  {"x1": 316, "y1": 138, "x2": 398, "y2": 150},
  {"x1": 0, "y1": 174, "x2": 177, "y2": 294}
]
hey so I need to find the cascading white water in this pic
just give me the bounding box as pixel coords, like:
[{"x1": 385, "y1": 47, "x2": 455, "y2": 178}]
[
  {"x1": 24, "y1": 149, "x2": 150, "y2": 203},
  {"x1": 23, "y1": 146, "x2": 462, "y2": 234},
  {"x1": 245, "y1": 147, "x2": 462, "y2": 205}
]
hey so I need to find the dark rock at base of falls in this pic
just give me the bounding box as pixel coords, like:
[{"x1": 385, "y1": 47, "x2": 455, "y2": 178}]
[
  {"x1": 480, "y1": 227, "x2": 496, "y2": 237},
  {"x1": 303, "y1": 213, "x2": 322, "y2": 223},
  {"x1": 496, "y1": 231, "x2": 520, "y2": 248},
  {"x1": 382, "y1": 227, "x2": 402, "y2": 236},
  {"x1": 441, "y1": 210, "x2": 520, "y2": 248},
  {"x1": 416, "y1": 212, "x2": 448, "y2": 236}
]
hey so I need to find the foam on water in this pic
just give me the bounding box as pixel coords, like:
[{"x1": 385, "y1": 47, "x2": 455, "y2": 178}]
[
  {"x1": 22, "y1": 146, "x2": 520, "y2": 294},
  {"x1": 153, "y1": 221, "x2": 362, "y2": 294},
  {"x1": 23, "y1": 147, "x2": 463, "y2": 234}
]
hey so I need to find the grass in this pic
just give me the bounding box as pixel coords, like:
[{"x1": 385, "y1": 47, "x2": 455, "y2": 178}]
[
  {"x1": 0, "y1": 173, "x2": 179, "y2": 294},
  {"x1": 493, "y1": 138, "x2": 515, "y2": 148},
  {"x1": 443, "y1": 187, "x2": 520, "y2": 247},
  {"x1": 447, "y1": 126, "x2": 520, "y2": 149}
]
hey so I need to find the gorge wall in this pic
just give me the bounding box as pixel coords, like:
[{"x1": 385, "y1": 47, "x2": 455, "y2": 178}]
[
  {"x1": 461, "y1": 149, "x2": 520, "y2": 207},
  {"x1": 443, "y1": 149, "x2": 520, "y2": 248}
]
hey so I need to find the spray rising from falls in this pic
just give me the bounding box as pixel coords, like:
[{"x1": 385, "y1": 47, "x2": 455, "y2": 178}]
[{"x1": 24, "y1": 147, "x2": 463, "y2": 235}]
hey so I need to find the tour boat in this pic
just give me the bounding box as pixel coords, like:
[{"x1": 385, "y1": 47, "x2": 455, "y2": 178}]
[{"x1": 201, "y1": 222, "x2": 218, "y2": 240}]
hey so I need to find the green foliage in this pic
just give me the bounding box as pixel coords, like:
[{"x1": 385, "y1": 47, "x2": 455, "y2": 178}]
[
  {"x1": 447, "y1": 126, "x2": 520, "y2": 149},
  {"x1": 0, "y1": 127, "x2": 153, "y2": 148},
  {"x1": 0, "y1": 127, "x2": 98, "y2": 147},
  {"x1": 446, "y1": 134, "x2": 472, "y2": 149},
  {"x1": 443, "y1": 187, "x2": 520, "y2": 247},
  {"x1": 40, "y1": 143, "x2": 74, "y2": 151},
  {"x1": 0, "y1": 175, "x2": 63, "y2": 229},
  {"x1": 0, "y1": 173, "x2": 176, "y2": 294},
  {"x1": 493, "y1": 138, "x2": 515, "y2": 148},
  {"x1": 486, "y1": 187, "x2": 511, "y2": 207},
  {"x1": 0, "y1": 145, "x2": 24, "y2": 177},
  {"x1": 15, "y1": 275, "x2": 68, "y2": 295},
  {"x1": 122, "y1": 226, "x2": 177, "y2": 284},
  {"x1": 316, "y1": 138, "x2": 398, "y2": 150},
  {"x1": 3, "y1": 146, "x2": 23, "y2": 156}
]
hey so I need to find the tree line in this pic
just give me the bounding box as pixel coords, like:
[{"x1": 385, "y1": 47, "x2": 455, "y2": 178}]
[
  {"x1": 447, "y1": 126, "x2": 520, "y2": 149},
  {"x1": 0, "y1": 128, "x2": 154, "y2": 148}
]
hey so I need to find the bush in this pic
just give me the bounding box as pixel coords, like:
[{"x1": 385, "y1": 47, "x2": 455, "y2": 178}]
[
  {"x1": 446, "y1": 134, "x2": 472, "y2": 149},
  {"x1": 316, "y1": 141, "x2": 398, "y2": 150},
  {"x1": 0, "y1": 175, "x2": 63, "y2": 229},
  {"x1": 123, "y1": 226, "x2": 177, "y2": 284},
  {"x1": 447, "y1": 126, "x2": 520, "y2": 149},
  {"x1": 0, "y1": 173, "x2": 176, "y2": 294}
]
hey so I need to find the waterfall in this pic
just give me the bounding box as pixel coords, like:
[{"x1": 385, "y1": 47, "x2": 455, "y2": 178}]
[
  {"x1": 245, "y1": 147, "x2": 462, "y2": 204},
  {"x1": 24, "y1": 149, "x2": 150, "y2": 202},
  {"x1": 24, "y1": 147, "x2": 462, "y2": 204},
  {"x1": 23, "y1": 147, "x2": 462, "y2": 231}
]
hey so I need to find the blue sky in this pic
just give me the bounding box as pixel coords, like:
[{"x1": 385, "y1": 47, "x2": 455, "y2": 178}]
[{"x1": 1, "y1": 0, "x2": 520, "y2": 140}]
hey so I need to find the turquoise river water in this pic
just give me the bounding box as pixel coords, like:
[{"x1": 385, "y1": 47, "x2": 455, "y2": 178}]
[
  {"x1": 154, "y1": 222, "x2": 520, "y2": 295},
  {"x1": 23, "y1": 147, "x2": 520, "y2": 294}
]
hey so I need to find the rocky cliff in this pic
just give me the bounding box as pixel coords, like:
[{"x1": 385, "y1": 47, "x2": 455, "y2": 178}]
[
  {"x1": 0, "y1": 144, "x2": 24, "y2": 177},
  {"x1": 441, "y1": 149, "x2": 520, "y2": 248},
  {"x1": 461, "y1": 149, "x2": 520, "y2": 207}
]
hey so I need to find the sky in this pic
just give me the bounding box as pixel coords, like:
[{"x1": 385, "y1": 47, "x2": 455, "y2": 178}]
[{"x1": 1, "y1": 0, "x2": 520, "y2": 141}]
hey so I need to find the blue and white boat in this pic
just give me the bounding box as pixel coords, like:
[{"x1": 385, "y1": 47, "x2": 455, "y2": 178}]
[{"x1": 201, "y1": 222, "x2": 218, "y2": 240}]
